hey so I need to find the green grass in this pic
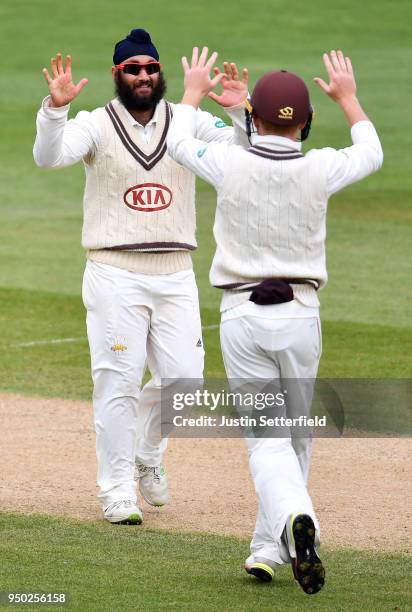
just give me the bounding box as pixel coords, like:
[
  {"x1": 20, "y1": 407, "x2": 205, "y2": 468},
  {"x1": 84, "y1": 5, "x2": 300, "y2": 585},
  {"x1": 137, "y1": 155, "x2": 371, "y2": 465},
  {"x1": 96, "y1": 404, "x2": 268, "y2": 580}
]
[
  {"x1": 0, "y1": 513, "x2": 410, "y2": 612},
  {"x1": 1, "y1": 286, "x2": 411, "y2": 400},
  {"x1": 0, "y1": 2, "x2": 411, "y2": 609},
  {"x1": 0, "y1": 188, "x2": 410, "y2": 399},
  {"x1": 1, "y1": 1, "x2": 412, "y2": 398}
]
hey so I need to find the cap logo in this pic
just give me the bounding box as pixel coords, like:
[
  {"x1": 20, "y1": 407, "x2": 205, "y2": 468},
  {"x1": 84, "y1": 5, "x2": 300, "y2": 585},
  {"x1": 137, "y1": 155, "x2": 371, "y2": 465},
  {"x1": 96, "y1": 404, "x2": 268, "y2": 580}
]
[{"x1": 278, "y1": 106, "x2": 294, "y2": 120}]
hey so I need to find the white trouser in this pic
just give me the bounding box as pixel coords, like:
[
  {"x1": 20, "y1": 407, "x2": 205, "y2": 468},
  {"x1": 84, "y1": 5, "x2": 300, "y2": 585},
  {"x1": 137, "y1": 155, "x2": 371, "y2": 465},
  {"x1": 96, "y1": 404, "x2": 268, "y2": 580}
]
[
  {"x1": 82, "y1": 261, "x2": 204, "y2": 508},
  {"x1": 220, "y1": 304, "x2": 321, "y2": 566}
]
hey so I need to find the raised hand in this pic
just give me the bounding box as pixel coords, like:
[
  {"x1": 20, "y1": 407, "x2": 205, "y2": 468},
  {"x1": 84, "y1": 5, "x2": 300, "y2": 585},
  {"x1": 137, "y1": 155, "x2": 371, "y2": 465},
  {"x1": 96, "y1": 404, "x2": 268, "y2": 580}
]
[
  {"x1": 208, "y1": 62, "x2": 248, "y2": 108},
  {"x1": 313, "y1": 50, "x2": 356, "y2": 103},
  {"x1": 181, "y1": 47, "x2": 226, "y2": 107},
  {"x1": 42, "y1": 53, "x2": 88, "y2": 107},
  {"x1": 314, "y1": 50, "x2": 368, "y2": 126}
]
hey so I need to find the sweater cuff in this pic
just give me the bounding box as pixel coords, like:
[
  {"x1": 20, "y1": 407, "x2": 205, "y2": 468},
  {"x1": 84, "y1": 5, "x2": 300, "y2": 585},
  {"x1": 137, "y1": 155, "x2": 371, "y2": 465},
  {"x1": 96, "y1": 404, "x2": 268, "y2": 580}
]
[
  {"x1": 224, "y1": 100, "x2": 248, "y2": 133},
  {"x1": 40, "y1": 95, "x2": 70, "y2": 118}
]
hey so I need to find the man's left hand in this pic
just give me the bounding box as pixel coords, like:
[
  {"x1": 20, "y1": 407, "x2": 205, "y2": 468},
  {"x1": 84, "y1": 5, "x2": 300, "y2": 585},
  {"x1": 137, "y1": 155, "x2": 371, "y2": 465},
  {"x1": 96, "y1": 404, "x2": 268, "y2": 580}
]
[{"x1": 208, "y1": 62, "x2": 248, "y2": 108}]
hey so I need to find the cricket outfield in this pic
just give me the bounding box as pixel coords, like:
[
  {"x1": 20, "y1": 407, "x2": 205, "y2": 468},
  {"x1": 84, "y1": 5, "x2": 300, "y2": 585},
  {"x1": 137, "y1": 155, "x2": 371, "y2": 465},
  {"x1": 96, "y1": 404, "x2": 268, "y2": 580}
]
[{"x1": 0, "y1": 0, "x2": 411, "y2": 609}]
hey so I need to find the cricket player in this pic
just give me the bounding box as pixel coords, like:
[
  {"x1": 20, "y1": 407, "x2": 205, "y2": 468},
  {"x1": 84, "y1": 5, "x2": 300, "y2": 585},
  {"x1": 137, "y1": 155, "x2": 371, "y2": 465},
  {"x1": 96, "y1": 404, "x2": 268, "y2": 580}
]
[
  {"x1": 33, "y1": 29, "x2": 247, "y2": 524},
  {"x1": 167, "y1": 47, "x2": 383, "y2": 593}
]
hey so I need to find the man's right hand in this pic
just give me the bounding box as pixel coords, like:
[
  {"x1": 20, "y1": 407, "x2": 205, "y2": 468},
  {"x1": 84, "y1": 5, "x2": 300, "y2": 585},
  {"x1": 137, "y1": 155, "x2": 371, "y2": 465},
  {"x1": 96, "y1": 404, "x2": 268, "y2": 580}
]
[
  {"x1": 313, "y1": 50, "x2": 357, "y2": 103},
  {"x1": 314, "y1": 50, "x2": 368, "y2": 127},
  {"x1": 42, "y1": 53, "x2": 88, "y2": 107}
]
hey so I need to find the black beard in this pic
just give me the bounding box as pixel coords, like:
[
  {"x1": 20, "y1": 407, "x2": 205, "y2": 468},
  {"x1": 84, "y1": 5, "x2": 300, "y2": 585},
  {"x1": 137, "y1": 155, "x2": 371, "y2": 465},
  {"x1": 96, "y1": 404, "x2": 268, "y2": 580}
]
[{"x1": 115, "y1": 71, "x2": 167, "y2": 112}]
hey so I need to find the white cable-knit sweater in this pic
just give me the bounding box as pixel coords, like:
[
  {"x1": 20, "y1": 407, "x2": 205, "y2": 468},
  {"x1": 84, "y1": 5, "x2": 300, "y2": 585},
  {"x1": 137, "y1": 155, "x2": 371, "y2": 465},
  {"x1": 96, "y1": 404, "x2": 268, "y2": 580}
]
[{"x1": 167, "y1": 105, "x2": 383, "y2": 310}]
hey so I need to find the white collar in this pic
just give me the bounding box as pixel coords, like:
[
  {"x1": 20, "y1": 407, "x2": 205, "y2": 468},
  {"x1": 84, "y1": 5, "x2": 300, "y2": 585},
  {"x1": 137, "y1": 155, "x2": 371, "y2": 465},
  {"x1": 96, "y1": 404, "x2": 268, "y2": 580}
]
[
  {"x1": 251, "y1": 134, "x2": 302, "y2": 152},
  {"x1": 122, "y1": 101, "x2": 160, "y2": 128}
]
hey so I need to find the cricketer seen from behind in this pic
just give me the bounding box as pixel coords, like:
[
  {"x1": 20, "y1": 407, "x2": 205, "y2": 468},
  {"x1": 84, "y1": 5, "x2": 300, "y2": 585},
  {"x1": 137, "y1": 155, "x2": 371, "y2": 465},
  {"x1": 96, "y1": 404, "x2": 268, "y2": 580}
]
[
  {"x1": 167, "y1": 47, "x2": 383, "y2": 594},
  {"x1": 33, "y1": 30, "x2": 248, "y2": 525}
]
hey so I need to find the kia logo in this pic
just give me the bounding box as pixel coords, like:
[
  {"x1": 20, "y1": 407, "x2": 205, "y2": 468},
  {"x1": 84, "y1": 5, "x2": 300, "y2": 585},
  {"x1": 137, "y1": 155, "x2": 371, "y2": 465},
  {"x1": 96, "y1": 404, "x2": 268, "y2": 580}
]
[{"x1": 123, "y1": 183, "x2": 173, "y2": 212}]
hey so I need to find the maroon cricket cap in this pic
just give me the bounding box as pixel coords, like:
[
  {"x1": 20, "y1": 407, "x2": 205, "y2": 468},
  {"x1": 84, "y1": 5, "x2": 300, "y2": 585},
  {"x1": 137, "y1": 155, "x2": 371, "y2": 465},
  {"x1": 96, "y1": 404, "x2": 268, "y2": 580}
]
[{"x1": 251, "y1": 71, "x2": 311, "y2": 126}]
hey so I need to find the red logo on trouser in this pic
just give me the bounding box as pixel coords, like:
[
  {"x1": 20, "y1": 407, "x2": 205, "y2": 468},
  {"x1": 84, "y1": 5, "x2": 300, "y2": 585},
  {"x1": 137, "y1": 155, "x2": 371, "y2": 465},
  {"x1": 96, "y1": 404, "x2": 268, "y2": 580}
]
[{"x1": 123, "y1": 183, "x2": 172, "y2": 211}]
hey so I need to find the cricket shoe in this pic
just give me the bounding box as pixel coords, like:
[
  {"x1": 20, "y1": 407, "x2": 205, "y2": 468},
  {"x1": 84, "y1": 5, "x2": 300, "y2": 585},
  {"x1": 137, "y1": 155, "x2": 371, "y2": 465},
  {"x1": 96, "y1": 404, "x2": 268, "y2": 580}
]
[
  {"x1": 135, "y1": 463, "x2": 169, "y2": 507},
  {"x1": 104, "y1": 500, "x2": 143, "y2": 525},
  {"x1": 287, "y1": 513, "x2": 325, "y2": 595},
  {"x1": 244, "y1": 556, "x2": 277, "y2": 582}
]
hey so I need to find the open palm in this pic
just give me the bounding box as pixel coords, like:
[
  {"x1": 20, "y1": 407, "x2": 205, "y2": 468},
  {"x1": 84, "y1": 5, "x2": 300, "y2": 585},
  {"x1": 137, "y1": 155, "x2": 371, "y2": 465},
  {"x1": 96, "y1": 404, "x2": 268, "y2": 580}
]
[
  {"x1": 43, "y1": 53, "x2": 88, "y2": 107},
  {"x1": 208, "y1": 62, "x2": 248, "y2": 108},
  {"x1": 313, "y1": 50, "x2": 356, "y2": 102}
]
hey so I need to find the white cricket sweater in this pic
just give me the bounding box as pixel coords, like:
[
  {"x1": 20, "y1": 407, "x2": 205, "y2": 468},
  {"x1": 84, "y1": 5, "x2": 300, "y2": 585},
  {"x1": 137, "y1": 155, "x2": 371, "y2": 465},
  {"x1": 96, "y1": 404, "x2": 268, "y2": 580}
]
[
  {"x1": 209, "y1": 145, "x2": 327, "y2": 309},
  {"x1": 82, "y1": 98, "x2": 195, "y2": 273},
  {"x1": 168, "y1": 104, "x2": 383, "y2": 311}
]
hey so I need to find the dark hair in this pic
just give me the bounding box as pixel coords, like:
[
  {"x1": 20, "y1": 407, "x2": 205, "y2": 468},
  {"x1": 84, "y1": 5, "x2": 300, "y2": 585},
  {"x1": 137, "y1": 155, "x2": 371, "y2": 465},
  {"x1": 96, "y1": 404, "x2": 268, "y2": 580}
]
[{"x1": 253, "y1": 113, "x2": 301, "y2": 135}]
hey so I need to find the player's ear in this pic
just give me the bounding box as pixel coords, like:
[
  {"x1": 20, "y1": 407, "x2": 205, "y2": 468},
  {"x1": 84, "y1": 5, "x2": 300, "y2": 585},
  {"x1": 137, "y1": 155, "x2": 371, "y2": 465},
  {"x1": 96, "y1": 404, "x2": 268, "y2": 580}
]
[{"x1": 111, "y1": 66, "x2": 116, "y2": 78}]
